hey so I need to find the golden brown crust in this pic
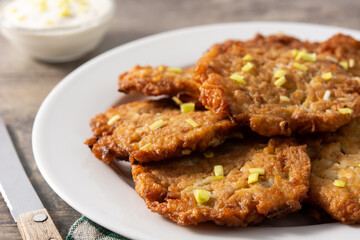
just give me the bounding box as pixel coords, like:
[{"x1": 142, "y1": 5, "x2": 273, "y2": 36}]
[
  {"x1": 132, "y1": 138, "x2": 311, "y2": 226},
  {"x1": 85, "y1": 99, "x2": 238, "y2": 163},
  {"x1": 305, "y1": 118, "x2": 360, "y2": 224},
  {"x1": 318, "y1": 33, "x2": 360, "y2": 77},
  {"x1": 118, "y1": 65, "x2": 200, "y2": 104},
  {"x1": 195, "y1": 34, "x2": 360, "y2": 136}
]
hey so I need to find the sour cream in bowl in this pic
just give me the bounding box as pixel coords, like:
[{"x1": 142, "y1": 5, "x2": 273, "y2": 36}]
[{"x1": 0, "y1": 0, "x2": 115, "y2": 62}]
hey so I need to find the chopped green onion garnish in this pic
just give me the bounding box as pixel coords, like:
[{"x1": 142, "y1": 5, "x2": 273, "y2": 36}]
[
  {"x1": 167, "y1": 67, "x2": 182, "y2": 73},
  {"x1": 193, "y1": 189, "x2": 211, "y2": 204},
  {"x1": 280, "y1": 96, "x2": 290, "y2": 102},
  {"x1": 60, "y1": 8, "x2": 70, "y2": 17},
  {"x1": 243, "y1": 54, "x2": 253, "y2": 61},
  {"x1": 323, "y1": 90, "x2": 331, "y2": 101},
  {"x1": 149, "y1": 119, "x2": 164, "y2": 131},
  {"x1": 248, "y1": 172, "x2": 259, "y2": 184},
  {"x1": 158, "y1": 65, "x2": 164, "y2": 71},
  {"x1": 180, "y1": 103, "x2": 195, "y2": 113},
  {"x1": 249, "y1": 168, "x2": 265, "y2": 175},
  {"x1": 172, "y1": 96, "x2": 183, "y2": 105},
  {"x1": 214, "y1": 165, "x2": 224, "y2": 176},
  {"x1": 338, "y1": 108, "x2": 353, "y2": 115},
  {"x1": 292, "y1": 49, "x2": 299, "y2": 57},
  {"x1": 333, "y1": 179, "x2": 345, "y2": 187},
  {"x1": 230, "y1": 73, "x2": 246, "y2": 84},
  {"x1": 339, "y1": 61, "x2": 348, "y2": 70},
  {"x1": 38, "y1": 2, "x2": 47, "y2": 12},
  {"x1": 78, "y1": 0, "x2": 89, "y2": 6},
  {"x1": 140, "y1": 143, "x2": 151, "y2": 150},
  {"x1": 241, "y1": 62, "x2": 254, "y2": 72},
  {"x1": 321, "y1": 72, "x2": 332, "y2": 80},
  {"x1": 45, "y1": 20, "x2": 53, "y2": 25},
  {"x1": 302, "y1": 53, "x2": 317, "y2": 62},
  {"x1": 274, "y1": 76, "x2": 286, "y2": 87},
  {"x1": 18, "y1": 15, "x2": 26, "y2": 21},
  {"x1": 295, "y1": 49, "x2": 306, "y2": 61},
  {"x1": 210, "y1": 176, "x2": 224, "y2": 180},
  {"x1": 203, "y1": 151, "x2": 214, "y2": 158},
  {"x1": 107, "y1": 115, "x2": 121, "y2": 125},
  {"x1": 349, "y1": 59, "x2": 355, "y2": 68},
  {"x1": 293, "y1": 62, "x2": 308, "y2": 72},
  {"x1": 274, "y1": 69, "x2": 286, "y2": 79},
  {"x1": 326, "y1": 56, "x2": 338, "y2": 63},
  {"x1": 186, "y1": 118, "x2": 199, "y2": 128}
]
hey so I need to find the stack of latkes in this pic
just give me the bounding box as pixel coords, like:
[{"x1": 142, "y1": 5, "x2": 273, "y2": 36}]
[{"x1": 85, "y1": 33, "x2": 360, "y2": 226}]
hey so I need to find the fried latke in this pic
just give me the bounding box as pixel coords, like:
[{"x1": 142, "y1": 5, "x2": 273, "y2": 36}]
[
  {"x1": 85, "y1": 99, "x2": 237, "y2": 163},
  {"x1": 195, "y1": 34, "x2": 360, "y2": 136},
  {"x1": 132, "y1": 137, "x2": 310, "y2": 226},
  {"x1": 306, "y1": 118, "x2": 360, "y2": 224},
  {"x1": 118, "y1": 65, "x2": 200, "y2": 104}
]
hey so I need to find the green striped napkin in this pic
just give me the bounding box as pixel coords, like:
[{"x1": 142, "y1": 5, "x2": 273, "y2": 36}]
[{"x1": 67, "y1": 216, "x2": 130, "y2": 240}]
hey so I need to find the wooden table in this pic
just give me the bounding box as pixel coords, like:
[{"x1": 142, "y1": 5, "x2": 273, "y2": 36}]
[{"x1": 1, "y1": 0, "x2": 359, "y2": 239}]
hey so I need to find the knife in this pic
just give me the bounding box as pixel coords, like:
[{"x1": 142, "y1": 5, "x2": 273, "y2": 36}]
[{"x1": 0, "y1": 117, "x2": 62, "y2": 240}]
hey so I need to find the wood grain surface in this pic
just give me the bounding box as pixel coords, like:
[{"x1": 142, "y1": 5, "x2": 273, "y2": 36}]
[
  {"x1": 1, "y1": 0, "x2": 360, "y2": 239},
  {"x1": 17, "y1": 209, "x2": 62, "y2": 240}
]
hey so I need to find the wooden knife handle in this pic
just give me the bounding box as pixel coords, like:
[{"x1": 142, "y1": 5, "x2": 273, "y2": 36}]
[{"x1": 17, "y1": 208, "x2": 62, "y2": 240}]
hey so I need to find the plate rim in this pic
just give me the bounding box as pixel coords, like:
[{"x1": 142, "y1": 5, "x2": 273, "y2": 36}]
[{"x1": 32, "y1": 21, "x2": 360, "y2": 239}]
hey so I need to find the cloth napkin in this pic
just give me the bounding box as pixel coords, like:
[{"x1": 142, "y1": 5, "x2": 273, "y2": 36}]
[{"x1": 66, "y1": 216, "x2": 130, "y2": 240}]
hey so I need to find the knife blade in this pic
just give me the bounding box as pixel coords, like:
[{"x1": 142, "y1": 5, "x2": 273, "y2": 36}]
[{"x1": 0, "y1": 117, "x2": 62, "y2": 240}]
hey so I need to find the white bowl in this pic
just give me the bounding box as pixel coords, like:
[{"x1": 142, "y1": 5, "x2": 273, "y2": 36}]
[{"x1": 0, "y1": 0, "x2": 115, "y2": 62}]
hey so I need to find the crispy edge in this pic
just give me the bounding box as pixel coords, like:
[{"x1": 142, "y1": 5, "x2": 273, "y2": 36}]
[
  {"x1": 132, "y1": 138, "x2": 310, "y2": 226},
  {"x1": 196, "y1": 34, "x2": 360, "y2": 136},
  {"x1": 304, "y1": 118, "x2": 360, "y2": 224},
  {"x1": 118, "y1": 65, "x2": 200, "y2": 103},
  {"x1": 85, "y1": 99, "x2": 238, "y2": 164},
  {"x1": 308, "y1": 175, "x2": 360, "y2": 224}
]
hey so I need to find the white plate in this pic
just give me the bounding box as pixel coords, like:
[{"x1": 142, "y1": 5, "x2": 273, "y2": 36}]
[{"x1": 33, "y1": 22, "x2": 360, "y2": 240}]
